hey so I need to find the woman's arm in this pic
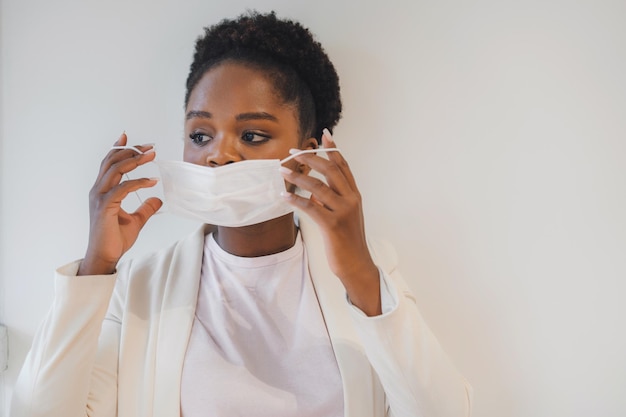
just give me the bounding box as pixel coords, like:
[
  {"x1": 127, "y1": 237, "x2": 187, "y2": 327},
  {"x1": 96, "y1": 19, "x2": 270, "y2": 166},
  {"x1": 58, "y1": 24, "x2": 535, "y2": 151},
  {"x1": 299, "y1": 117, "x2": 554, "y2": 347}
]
[
  {"x1": 282, "y1": 130, "x2": 472, "y2": 416},
  {"x1": 11, "y1": 262, "x2": 121, "y2": 417},
  {"x1": 79, "y1": 133, "x2": 161, "y2": 276},
  {"x1": 13, "y1": 133, "x2": 160, "y2": 416},
  {"x1": 279, "y1": 129, "x2": 382, "y2": 316}
]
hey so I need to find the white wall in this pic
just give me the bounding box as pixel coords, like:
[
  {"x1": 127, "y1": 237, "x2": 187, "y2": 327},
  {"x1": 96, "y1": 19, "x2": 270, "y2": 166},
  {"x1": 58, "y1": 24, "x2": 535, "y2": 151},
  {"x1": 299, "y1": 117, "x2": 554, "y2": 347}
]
[{"x1": 2, "y1": 0, "x2": 625, "y2": 416}]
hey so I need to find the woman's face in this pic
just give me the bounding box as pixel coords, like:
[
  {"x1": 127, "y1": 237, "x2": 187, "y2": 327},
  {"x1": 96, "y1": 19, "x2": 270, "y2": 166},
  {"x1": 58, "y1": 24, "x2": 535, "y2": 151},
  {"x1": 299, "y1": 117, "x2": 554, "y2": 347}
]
[{"x1": 183, "y1": 61, "x2": 316, "y2": 166}]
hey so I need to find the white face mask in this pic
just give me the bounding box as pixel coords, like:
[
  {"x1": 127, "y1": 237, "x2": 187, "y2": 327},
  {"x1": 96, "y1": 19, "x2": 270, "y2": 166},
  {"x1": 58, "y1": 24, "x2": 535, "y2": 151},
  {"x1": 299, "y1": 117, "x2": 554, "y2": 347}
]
[{"x1": 112, "y1": 146, "x2": 339, "y2": 227}]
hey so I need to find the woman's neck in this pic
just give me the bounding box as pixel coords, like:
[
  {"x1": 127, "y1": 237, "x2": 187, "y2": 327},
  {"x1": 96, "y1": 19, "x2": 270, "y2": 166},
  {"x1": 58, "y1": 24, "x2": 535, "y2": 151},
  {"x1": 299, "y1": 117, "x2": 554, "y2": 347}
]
[{"x1": 212, "y1": 213, "x2": 298, "y2": 257}]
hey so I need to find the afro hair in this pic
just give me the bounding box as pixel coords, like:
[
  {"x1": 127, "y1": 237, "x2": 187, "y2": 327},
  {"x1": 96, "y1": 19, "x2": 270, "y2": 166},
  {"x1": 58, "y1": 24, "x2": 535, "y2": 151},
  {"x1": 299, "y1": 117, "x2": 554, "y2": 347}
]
[{"x1": 185, "y1": 11, "x2": 342, "y2": 142}]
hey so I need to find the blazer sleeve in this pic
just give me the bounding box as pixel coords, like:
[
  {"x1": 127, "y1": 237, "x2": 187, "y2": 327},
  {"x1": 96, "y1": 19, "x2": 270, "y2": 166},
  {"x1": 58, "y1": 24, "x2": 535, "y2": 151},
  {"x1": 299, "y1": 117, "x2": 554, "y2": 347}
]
[
  {"x1": 349, "y1": 240, "x2": 473, "y2": 417},
  {"x1": 11, "y1": 260, "x2": 123, "y2": 417}
]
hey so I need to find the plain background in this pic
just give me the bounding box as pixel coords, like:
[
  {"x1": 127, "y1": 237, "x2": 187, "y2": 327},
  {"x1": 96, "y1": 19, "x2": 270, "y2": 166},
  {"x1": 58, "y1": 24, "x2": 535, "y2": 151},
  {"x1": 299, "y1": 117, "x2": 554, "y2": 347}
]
[{"x1": 1, "y1": 0, "x2": 625, "y2": 416}]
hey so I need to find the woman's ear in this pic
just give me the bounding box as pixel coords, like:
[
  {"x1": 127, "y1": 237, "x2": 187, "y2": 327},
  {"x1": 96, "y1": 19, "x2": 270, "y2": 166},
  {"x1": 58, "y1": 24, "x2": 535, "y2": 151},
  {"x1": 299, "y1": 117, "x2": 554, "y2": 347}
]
[
  {"x1": 302, "y1": 136, "x2": 318, "y2": 150},
  {"x1": 297, "y1": 137, "x2": 319, "y2": 174}
]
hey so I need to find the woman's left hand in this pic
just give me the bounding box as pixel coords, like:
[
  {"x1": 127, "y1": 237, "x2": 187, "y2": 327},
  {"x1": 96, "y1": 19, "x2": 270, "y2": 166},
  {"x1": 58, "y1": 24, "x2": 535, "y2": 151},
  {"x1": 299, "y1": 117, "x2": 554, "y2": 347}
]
[{"x1": 280, "y1": 129, "x2": 382, "y2": 316}]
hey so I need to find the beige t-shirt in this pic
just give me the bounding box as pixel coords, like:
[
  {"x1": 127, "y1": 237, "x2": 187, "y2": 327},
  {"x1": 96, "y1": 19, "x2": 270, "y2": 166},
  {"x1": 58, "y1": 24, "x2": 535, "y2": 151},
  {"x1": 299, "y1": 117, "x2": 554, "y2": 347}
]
[{"x1": 180, "y1": 232, "x2": 344, "y2": 417}]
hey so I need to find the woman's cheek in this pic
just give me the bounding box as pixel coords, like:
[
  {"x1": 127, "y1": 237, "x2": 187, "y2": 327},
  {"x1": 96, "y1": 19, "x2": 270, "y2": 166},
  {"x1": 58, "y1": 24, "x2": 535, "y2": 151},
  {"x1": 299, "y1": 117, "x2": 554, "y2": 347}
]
[{"x1": 183, "y1": 144, "x2": 205, "y2": 165}]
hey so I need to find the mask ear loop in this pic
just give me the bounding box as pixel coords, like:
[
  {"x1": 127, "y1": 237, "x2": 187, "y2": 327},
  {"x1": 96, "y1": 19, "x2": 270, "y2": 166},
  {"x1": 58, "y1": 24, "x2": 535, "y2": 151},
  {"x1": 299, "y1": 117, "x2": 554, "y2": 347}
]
[
  {"x1": 280, "y1": 148, "x2": 341, "y2": 164},
  {"x1": 111, "y1": 145, "x2": 144, "y2": 154},
  {"x1": 111, "y1": 145, "x2": 147, "y2": 205}
]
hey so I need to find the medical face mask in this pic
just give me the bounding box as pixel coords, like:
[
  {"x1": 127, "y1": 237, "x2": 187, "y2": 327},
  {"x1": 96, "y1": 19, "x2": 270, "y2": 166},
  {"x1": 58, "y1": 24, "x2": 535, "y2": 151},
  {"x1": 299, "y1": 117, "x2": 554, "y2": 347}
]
[{"x1": 112, "y1": 146, "x2": 339, "y2": 227}]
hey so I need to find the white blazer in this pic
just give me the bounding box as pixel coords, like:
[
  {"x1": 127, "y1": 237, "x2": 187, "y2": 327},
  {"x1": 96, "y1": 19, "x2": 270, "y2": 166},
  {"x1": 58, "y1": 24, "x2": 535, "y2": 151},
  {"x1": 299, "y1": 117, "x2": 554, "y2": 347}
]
[{"x1": 12, "y1": 214, "x2": 472, "y2": 417}]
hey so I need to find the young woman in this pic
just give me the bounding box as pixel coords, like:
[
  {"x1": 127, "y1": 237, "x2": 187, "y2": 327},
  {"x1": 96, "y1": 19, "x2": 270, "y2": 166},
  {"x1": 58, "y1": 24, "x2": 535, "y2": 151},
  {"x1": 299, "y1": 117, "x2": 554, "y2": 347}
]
[{"x1": 12, "y1": 12, "x2": 472, "y2": 417}]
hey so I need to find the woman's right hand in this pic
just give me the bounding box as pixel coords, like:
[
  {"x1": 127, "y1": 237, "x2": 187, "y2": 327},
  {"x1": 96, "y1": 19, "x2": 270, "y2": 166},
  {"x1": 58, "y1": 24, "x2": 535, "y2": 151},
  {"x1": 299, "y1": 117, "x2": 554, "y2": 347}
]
[{"x1": 77, "y1": 133, "x2": 163, "y2": 276}]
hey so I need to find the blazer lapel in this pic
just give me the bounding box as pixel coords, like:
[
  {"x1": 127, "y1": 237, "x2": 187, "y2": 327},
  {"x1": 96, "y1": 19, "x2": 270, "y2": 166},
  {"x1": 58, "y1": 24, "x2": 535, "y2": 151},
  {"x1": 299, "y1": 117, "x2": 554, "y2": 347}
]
[
  {"x1": 152, "y1": 225, "x2": 209, "y2": 417},
  {"x1": 299, "y1": 213, "x2": 384, "y2": 417}
]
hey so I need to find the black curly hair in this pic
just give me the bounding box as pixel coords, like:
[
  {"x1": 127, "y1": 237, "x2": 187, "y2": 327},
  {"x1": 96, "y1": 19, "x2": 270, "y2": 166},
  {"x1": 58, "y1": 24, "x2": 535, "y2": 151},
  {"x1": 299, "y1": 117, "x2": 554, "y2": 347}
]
[{"x1": 185, "y1": 11, "x2": 341, "y2": 143}]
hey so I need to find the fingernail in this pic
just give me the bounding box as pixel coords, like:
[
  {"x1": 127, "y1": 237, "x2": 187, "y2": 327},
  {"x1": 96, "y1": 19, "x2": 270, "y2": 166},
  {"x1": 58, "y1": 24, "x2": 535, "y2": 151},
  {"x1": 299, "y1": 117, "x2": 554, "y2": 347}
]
[
  {"x1": 323, "y1": 128, "x2": 333, "y2": 140},
  {"x1": 280, "y1": 191, "x2": 293, "y2": 199},
  {"x1": 149, "y1": 177, "x2": 160, "y2": 182},
  {"x1": 144, "y1": 148, "x2": 156, "y2": 154},
  {"x1": 289, "y1": 148, "x2": 300, "y2": 155},
  {"x1": 278, "y1": 166, "x2": 293, "y2": 174},
  {"x1": 115, "y1": 131, "x2": 126, "y2": 144}
]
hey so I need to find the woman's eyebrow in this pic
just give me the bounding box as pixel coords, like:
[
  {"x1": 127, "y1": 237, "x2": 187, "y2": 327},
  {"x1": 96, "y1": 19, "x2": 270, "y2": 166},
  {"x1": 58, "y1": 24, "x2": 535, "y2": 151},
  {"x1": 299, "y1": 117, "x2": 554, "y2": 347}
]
[
  {"x1": 185, "y1": 110, "x2": 278, "y2": 122},
  {"x1": 186, "y1": 110, "x2": 212, "y2": 120},
  {"x1": 236, "y1": 112, "x2": 278, "y2": 122}
]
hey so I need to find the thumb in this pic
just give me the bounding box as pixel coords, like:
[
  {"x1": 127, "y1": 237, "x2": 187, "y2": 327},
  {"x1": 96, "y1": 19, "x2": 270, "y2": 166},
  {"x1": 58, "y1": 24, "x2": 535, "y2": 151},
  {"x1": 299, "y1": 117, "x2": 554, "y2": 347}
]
[{"x1": 132, "y1": 197, "x2": 163, "y2": 227}]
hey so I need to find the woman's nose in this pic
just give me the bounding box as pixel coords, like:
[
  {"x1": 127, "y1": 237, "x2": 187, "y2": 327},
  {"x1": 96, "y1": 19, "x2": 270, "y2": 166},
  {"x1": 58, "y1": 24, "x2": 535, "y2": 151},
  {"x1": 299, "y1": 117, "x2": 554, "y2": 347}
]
[{"x1": 206, "y1": 137, "x2": 242, "y2": 167}]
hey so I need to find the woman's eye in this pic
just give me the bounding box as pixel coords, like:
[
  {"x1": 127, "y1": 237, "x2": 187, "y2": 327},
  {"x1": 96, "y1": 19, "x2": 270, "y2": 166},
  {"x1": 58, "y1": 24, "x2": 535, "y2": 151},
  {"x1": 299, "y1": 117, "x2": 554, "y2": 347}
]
[
  {"x1": 189, "y1": 133, "x2": 212, "y2": 145},
  {"x1": 242, "y1": 131, "x2": 270, "y2": 143}
]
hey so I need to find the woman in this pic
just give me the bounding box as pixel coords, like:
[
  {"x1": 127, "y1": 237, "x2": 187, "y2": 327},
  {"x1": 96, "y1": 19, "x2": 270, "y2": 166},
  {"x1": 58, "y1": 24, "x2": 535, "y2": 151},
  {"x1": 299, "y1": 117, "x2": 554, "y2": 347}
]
[{"x1": 12, "y1": 11, "x2": 472, "y2": 417}]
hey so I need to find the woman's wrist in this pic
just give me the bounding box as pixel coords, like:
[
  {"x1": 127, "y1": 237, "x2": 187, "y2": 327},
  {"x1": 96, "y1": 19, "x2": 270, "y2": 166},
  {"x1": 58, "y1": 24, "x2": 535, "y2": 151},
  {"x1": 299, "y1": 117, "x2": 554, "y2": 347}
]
[
  {"x1": 77, "y1": 255, "x2": 117, "y2": 276},
  {"x1": 342, "y1": 263, "x2": 382, "y2": 316}
]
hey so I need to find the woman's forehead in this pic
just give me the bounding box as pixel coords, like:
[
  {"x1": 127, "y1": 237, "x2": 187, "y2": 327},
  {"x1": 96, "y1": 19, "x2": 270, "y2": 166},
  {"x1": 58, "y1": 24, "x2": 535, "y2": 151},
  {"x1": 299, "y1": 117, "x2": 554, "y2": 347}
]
[
  {"x1": 186, "y1": 62, "x2": 298, "y2": 123},
  {"x1": 189, "y1": 63, "x2": 280, "y2": 105}
]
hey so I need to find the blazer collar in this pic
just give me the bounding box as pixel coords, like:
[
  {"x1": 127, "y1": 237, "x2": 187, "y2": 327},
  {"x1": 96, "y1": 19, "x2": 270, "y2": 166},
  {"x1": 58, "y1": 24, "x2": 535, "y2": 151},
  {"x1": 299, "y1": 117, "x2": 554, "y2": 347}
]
[
  {"x1": 153, "y1": 224, "x2": 211, "y2": 417},
  {"x1": 299, "y1": 213, "x2": 383, "y2": 417}
]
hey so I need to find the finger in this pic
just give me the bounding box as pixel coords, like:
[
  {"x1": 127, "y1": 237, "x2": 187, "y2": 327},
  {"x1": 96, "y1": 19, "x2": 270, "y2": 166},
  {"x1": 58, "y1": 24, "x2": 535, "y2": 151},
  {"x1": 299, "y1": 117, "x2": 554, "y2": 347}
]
[
  {"x1": 97, "y1": 143, "x2": 155, "y2": 183},
  {"x1": 110, "y1": 143, "x2": 155, "y2": 155},
  {"x1": 130, "y1": 197, "x2": 163, "y2": 227},
  {"x1": 96, "y1": 132, "x2": 127, "y2": 182},
  {"x1": 280, "y1": 166, "x2": 341, "y2": 210},
  {"x1": 281, "y1": 190, "x2": 331, "y2": 225},
  {"x1": 321, "y1": 129, "x2": 359, "y2": 191},
  {"x1": 97, "y1": 151, "x2": 157, "y2": 194},
  {"x1": 110, "y1": 147, "x2": 156, "y2": 173},
  {"x1": 114, "y1": 132, "x2": 127, "y2": 147},
  {"x1": 97, "y1": 130, "x2": 151, "y2": 179},
  {"x1": 101, "y1": 177, "x2": 159, "y2": 207},
  {"x1": 288, "y1": 151, "x2": 353, "y2": 196}
]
